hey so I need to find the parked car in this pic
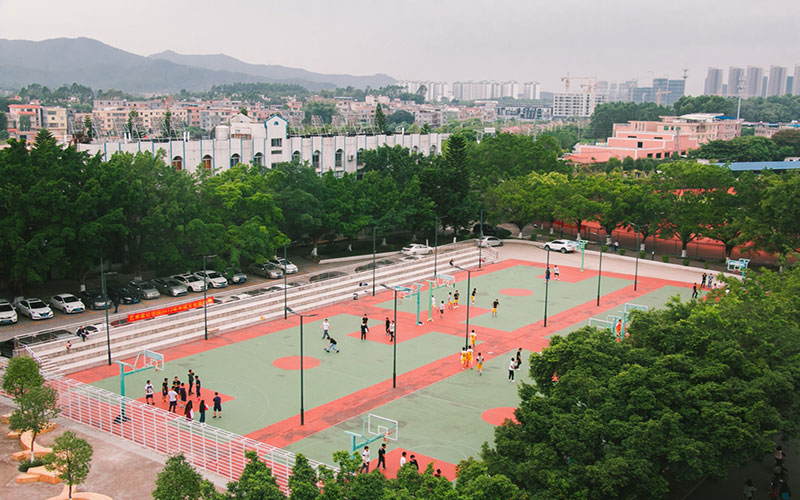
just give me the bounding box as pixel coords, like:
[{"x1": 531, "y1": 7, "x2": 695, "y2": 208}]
[
  {"x1": 77, "y1": 290, "x2": 112, "y2": 310},
  {"x1": 172, "y1": 274, "x2": 206, "y2": 292},
  {"x1": 152, "y1": 278, "x2": 189, "y2": 297},
  {"x1": 193, "y1": 270, "x2": 229, "y2": 289},
  {"x1": 401, "y1": 244, "x2": 434, "y2": 256},
  {"x1": 49, "y1": 293, "x2": 86, "y2": 314},
  {"x1": 0, "y1": 299, "x2": 18, "y2": 325},
  {"x1": 543, "y1": 240, "x2": 578, "y2": 253},
  {"x1": 128, "y1": 280, "x2": 161, "y2": 300},
  {"x1": 248, "y1": 262, "x2": 283, "y2": 279},
  {"x1": 224, "y1": 267, "x2": 248, "y2": 285},
  {"x1": 15, "y1": 298, "x2": 54, "y2": 320},
  {"x1": 472, "y1": 224, "x2": 497, "y2": 236},
  {"x1": 107, "y1": 284, "x2": 142, "y2": 305},
  {"x1": 270, "y1": 257, "x2": 298, "y2": 274},
  {"x1": 478, "y1": 236, "x2": 503, "y2": 247}
]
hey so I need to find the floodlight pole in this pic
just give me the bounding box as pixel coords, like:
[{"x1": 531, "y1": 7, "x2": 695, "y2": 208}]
[
  {"x1": 286, "y1": 307, "x2": 315, "y2": 425},
  {"x1": 433, "y1": 216, "x2": 440, "y2": 279},
  {"x1": 633, "y1": 225, "x2": 640, "y2": 292},
  {"x1": 101, "y1": 254, "x2": 111, "y2": 366},
  {"x1": 596, "y1": 235, "x2": 603, "y2": 307},
  {"x1": 479, "y1": 210, "x2": 484, "y2": 269},
  {"x1": 543, "y1": 247, "x2": 550, "y2": 327},
  {"x1": 202, "y1": 254, "x2": 216, "y2": 340},
  {"x1": 455, "y1": 265, "x2": 474, "y2": 349},
  {"x1": 283, "y1": 245, "x2": 288, "y2": 319},
  {"x1": 372, "y1": 226, "x2": 376, "y2": 296}
]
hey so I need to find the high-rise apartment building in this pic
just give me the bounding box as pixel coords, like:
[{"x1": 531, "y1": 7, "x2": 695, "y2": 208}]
[
  {"x1": 793, "y1": 65, "x2": 800, "y2": 95},
  {"x1": 767, "y1": 66, "x2": 788, "y2": 96},
  {"x1": 704, "y1": 68, "x2": 724, "y2": 96},
  {"x1": 744, "y1": 67, "x2": 764, "y2": 98},
  {"x1": 520, "y1": 82, "x2": 541, "y2": 100},
  {"x1": 552, "y1": 92, "x2": 607, "y2": 118},
  {"x1": 727, "y1": 67, "x2": 745, "y2": 97}
]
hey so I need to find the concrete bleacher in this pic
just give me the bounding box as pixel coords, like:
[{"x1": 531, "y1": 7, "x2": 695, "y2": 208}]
[{"x1": 27, "y1": 242, "x2": 488, "y2": 375}]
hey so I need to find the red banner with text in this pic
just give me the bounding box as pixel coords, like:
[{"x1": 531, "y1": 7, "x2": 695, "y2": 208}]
[{"x1": 126, "y1": 297, "x2": 213, "y2": 324}]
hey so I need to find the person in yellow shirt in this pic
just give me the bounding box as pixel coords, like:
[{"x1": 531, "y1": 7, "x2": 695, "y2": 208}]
[
  {"x1": 476, "y1": 352, "x2": 484, "y2": 376},
  {"x1": 469, "y1": 329, "x2": 477, "y2": 348},
  {"x1": 459, "y1": 347, "x2": 467, "y2": 369},
  {"x1": 466, "y1": 346, "x2": 474, "y2": 370}
]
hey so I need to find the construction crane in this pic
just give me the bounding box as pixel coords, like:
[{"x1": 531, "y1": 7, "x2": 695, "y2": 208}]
[
  {"x1": 655, "y1": 89, "x2": 671, "y2": 106},
  {"x1": 561, "y1": 73, "x2": 597, "y2": 93}
]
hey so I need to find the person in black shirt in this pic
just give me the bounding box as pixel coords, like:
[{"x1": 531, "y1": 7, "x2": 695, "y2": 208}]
[{"x1": 377, "y1": 443, "x2": 387, "y2": 470}]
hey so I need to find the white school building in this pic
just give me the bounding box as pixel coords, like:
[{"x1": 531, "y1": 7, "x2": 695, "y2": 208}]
[{"x1": 77, "y1": 114, "x2": 449, "y2": 175}]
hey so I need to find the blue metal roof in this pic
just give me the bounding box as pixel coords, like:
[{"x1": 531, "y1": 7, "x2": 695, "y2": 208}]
[{"x1": 721, "y1": 161, "x2": 800, "y2": 171}]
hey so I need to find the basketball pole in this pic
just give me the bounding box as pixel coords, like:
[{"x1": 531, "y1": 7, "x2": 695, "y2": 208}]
[{"x1": 543, "y1": 247, "x2": 550, "y2": 327}]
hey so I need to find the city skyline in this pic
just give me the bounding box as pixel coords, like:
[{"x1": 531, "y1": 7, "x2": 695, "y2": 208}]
[{"x1": 1, "y1": 0, "x2": 799, "y2": 95}]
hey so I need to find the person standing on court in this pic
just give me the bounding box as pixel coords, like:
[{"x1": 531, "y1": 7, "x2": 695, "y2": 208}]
[
  {"x1": 701, "y1": 273, "x2": 707, "y2": 288},
  {"x1": 188, "y1": 369, "x2": 195, "y2": 395},
  {"x1": 469, "y1": 329, "x2": 477, "y2": 348},
  {"x1": 322, "y1": 318, "x2": 330, "y2": 340},
  {"x1": 545, "y1": 267, "x2": 551, "y2": 282},
  {"x1": 508, "y1": 357, "x2": 516, "y2": 382},
  {"x1": 439, "y1": 300, "x2": 445, "y2": 319},
  {"x1": 454, "y1": 290, "x2": 460, "y2": 308},
  {"x1": 515, "y1": 348, "x2": 523, "y2": 370},
  {"x1": 492, "y1": 298, "x2": 499, "y2": 317},
  {"x1": 409, "y1": 454, "x2": 419, "y2": 471},
  {"x1": 212, "y1": 392, "x2": 222, "y2": 419},
  {"x1": 161, "y1": 378, "x2": 169, "y2": 404},
  {"x1": 179, "y1": 382, "x2": 187, "y2": 409},
  {"x1": 554, "y1": 265, "x2": 560, "y2": 280},
  {"x1": 385, "y1": 316, "x2": 391, "y2": 336},
  {"x1": 360, "y1": 321, "x2": 369, "y2": 341},
  {"x1": 184, "y1": 399, "x2": 194, "y2": 421},
  {"x1": 388, "y1": 321, "x2": 395, "y2": 342},
  {"x1": 145, "y1": 380, "x2": 155, "y2": 405},
  {"x1": 168, "y1": 387, "x2": 178, "y2": 413},
  {"x1": 476, "y1": 352, "x2": 484, "y2": 376},
  {"x1": 194, "y1": 375, "x2": 201, "y2": 399},
  {"x1": 400, "y1": 451, "x2": 407, "y2": 467},
  {"x1": 359, "y1": 446, "x2": 370, "y2": 473},
  {"x1": 471, "y1": 288, "x2": 477, "y2": 304},
  {"x1": 378, "y1": 443, "x2": 387, "y2": 470},
  {"x1": 198, "y1": 399, "x2": 207, "y2": 423},
  {"x1": 692, "y1": 283, "x2": 698, "y2": 299}
]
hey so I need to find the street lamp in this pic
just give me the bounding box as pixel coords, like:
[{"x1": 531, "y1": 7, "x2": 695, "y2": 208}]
[
  {"x1": 372, "y1": 226, "x2": 376, "y2": 297},
  {"x1": 283, "y1": 244, "x2": 288, "y2": 319},
  {"x1": 100, "y1": 254, "x2": 117, "y2": 366},
  {"x1": 478, "y1": 210, "x2": 484, "y2": 269},
  {"x1": 380, "y1": 284, "x2": 411, "y2": 389},
  {"x1": 543, "y1": 246, "x2": 550, "y2": 327},
  {"x1": 455, "y1": 264, "x2": 483, "y2": 349},
  {"x1": 632, "y1": 224, "x2": 640, "y2": 291},
  {"x1": 433, "y1": 216, "x2": 441, "y2": 279},
  {"x1": 285, "y1": 307, "x2": 317, "y2": 425},
  {"x1": 596, "y1": 234, "x2": 603, "y2": 307},
  {"x1": 202, "y1": 254, "x2": 217, "y2": 340}
]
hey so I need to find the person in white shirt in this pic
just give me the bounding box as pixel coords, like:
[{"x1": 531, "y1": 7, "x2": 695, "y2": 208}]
[
  {"x1": 321, "y1": 319, "x2": 330, "y2": 340},
  {"x1": 359, "y1": 446, "x2": 370, "y2": 473},
  {"x1": 168, "y1": 388, "x2": 178, "y2": 412},
  {"x1": 400, "y1": 451, "x2": 407, "y2": 467},
  {"x1": 508, "y1": 358, "x2": 516, "y2": 382},
  {"x1": 145, "y1": 380, "x2": 155, "y2": 405}
]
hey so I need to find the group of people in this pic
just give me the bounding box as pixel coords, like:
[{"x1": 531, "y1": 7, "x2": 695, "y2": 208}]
[
  {"x1": 156, "y1": 369, "x2": 222, "y2": 422},
  {"x1": 692, "y1": 272, "x2": 724, "y2": 299},
  {"x1": 359, "y1": 443, "x2": 434, "y2": 476},
  {"x1": 459, "y1": 329, "x2": 484, "y2": 375}
]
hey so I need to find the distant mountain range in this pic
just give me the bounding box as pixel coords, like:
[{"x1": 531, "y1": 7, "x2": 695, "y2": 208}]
[{"x1": 0, "y1": 37, "x2": 396, "y2": 94}]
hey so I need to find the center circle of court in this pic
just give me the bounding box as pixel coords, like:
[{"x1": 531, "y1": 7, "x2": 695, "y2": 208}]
[
  {"x1": 481, "y1": 407, "x2": 519, "y2": 426},
  {"x1": 273, "y1": 356, "x2": 321, "y2": 370},
  {"x1": 499, "y1": 288, "x2": 534, "y2": 296}
]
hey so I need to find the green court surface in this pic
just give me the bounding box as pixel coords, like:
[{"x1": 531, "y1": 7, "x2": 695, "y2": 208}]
[
  {"x1": 549, "y1": 285, "x2": 696, "y2": 338},
  {"x1": 90, "y1": 313, "x2": 458, "y2": 436},
  {"x1": 379, "y1": 264, "x2": 633, "y2": 332},
  {"x1": 286, "y1": 348, "x2": 532, "y2": 465}
]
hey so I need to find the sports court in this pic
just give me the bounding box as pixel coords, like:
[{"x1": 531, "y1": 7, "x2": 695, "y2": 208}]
[{"x1": 67, "y1": 256, "x2": 698, "y2": 480}]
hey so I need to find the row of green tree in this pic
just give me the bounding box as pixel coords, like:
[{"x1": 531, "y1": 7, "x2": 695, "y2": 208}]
[
  {"x1": 689, "y1": 129, "x2": 800, "y2": 162},
  {"x1": 587, "y1": 95, "x2": 800, "y2": 139},
  {"x1": 483, "y1": 161, "x2": 800, "y2": 263}
]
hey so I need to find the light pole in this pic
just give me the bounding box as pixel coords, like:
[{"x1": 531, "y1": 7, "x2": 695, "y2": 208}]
[
  {"x1": 283, "y1": 245, "x2": 288, "y2": 319},
  {"x1": 380, "y1": 284, "x2": 410, "y2": 389},
  {"x1": 596, "y1": 234, "x2": 603, "y2": 307},
  {"x1": 455, "y1": 265, "x2": 482, "y2": 349},
  {"x1": 285, "y1": 307, "x2": 317, "y2": 425},
  {"x1": 433, "y1": 216, "x2": 440, "y2": 279},
  {"x1": 478, "y1": 210, "x2": 484, "y2": 269},
  {"x1": 633, "y1": 224, "x2": 640, "y2": 291},
  {"x1": 372, "y1": 226, "x2": 376, "y2": 296},
  {"x1": 100, "y1": 254, "x2": 115, "y2": 366},
  {"x1": 543, "y1": 247, "x2": 550, "y2": 327},
  {"x1": 202, "y1": 254, "x2": 216, "y2": 340}
]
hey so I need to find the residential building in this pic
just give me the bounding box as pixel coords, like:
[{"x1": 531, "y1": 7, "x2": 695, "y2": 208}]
[
  {"x1": 552, "y1": 92, "x2": 607, "y2": 118},
  {"x1": 794, "y1": 65, "x2": 800, "y2": 95},
  {"x1": 77, "y1": 114, "x2": 449, "y2": 176},
  {"x1": 744, "y1": 67, "x2": 764, "y2": 98},
  {"x1": 520, "y1": 82, "x2": 541, "y2": 100},
  {"x1": 704, "y1": 68, "x2": 724, "y2": 96},
  {"x1": 566, "y1": 114, "x2": 742, "y2": 164},
  {"x1": 728, "y1": 67, "x2": 745, "y2": 97},
  {"x1": 6, "y1": 103, "x2": 70, "y2": 143},
  {"x1": 767, "y1": 66, "x2": 788, "y2": 96}
]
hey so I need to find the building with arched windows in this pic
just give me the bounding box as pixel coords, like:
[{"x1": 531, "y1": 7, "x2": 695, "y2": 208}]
[{"x1": 77, "y1": 114, "x2": 448, "y2": 175}]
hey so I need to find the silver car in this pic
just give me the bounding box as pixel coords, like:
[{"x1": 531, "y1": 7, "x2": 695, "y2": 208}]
[
  {"x1": 172, "y1": 274, "x2": 206, "y2": 292},
  {"x1": 152, "y1": 278, "x2": 188, "y2": 297},
  {"x1": 129, "y1": 280, "x2": 161, "y2": 300},
  {"x1": 249, "y1": 262, "x2": 283, "y2": 279}
]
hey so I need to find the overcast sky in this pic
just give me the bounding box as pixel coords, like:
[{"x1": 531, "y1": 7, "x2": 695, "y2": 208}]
[{"x1": 1, "y1": 0, "x2": 799, "y2": 94}]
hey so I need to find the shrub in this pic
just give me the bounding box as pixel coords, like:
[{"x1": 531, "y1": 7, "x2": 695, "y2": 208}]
[
  {"x1": 661, "y1": 255, "x2": 670, "y2": 263},
  {"x1": 496, "y1": 227, "x2": 512, "y2": 239},
  {"x1": 639, "y1": 251, "x2": 647, "y2": 259},
  {"x1": 682, "y1": 258, "x2": 690, "y2": 266},
  {"x1": 704, "y1": 262, "x2": 710, "y2": 269},
  {"x1": 601, "y1": 245, "x2": 608, "y2": 253},
  {"x1": 18, "y1": 458, "x2": 44, "y2": 472},
  {"x1": 618, "y1": 249, "x2": 626, "y2": 256}
]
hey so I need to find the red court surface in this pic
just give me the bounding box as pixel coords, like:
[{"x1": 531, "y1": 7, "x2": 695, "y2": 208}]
[
  {"x1": 66, "y1": 258, "x2": 696, "y2": 482},
  {"x1": 134, "y1": 390, "x2": 235, "y2": 412},
  {"x1": 368, "y1": 449, "x2": 457, "y2": 481}
]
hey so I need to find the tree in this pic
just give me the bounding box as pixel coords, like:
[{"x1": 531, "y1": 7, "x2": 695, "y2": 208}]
[
  {"x1": 152, "y1": 453, "x2": 207, "y2": 500},
  {"x1": 771, "y1": 128, "x2": 800, "y2": 156},
  {"x1": 374, "y1": 104, "x2": 387, "y2": 132},
  {"x1": 303, "y1": 101, "x2": 337, "y2": 126},
  {"x1": 2, "y1": 356, "x2": 44, "y2": 400},
  {"x1": 485, "y1": 177, "x2": 535, "y2": 238},
  {"x1": 226, "y1": 450, "x2": 285, "y2": 500},
  {"x1": 127, "y1": 109, "x2": 140, "y2": 138},
  {"x1": 386, "y1": 110, "x2": 415, "y2": 130},
  {"x1": 586, "y1": 102, "x2": 669, "y2": 140},
  {"x1": 746, "y1": 171, "x2": 800, "y2": 269},
  {"x1": 43, "y1": 431, "x2": 93, "y2": 499},
  {"x1": 163, "y1": 109, "x2": 174, "y2": 138},
  {"x1": 289, "y1": 453, "x2": 320, "y2": 500},
  {"x1": 10, "y1": 385, "x2": 60, "y2": 462}
]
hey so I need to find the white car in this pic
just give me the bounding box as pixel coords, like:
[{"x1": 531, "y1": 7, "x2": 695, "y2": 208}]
[
  {"x1": 478, "y1": 236, "x2": 503, "y2": 247},
  {"x1": 15, "y1": 298, "x2": 54, "y2": 320},
  {"x1": 194, "y1": 270, "x2": 228, "y2": 288},
  {"x1": 544, "y1": 240, "x2": 578, "y2": 253},
  {"x1": 271, "y1": 257, "x2": 298, "y2": 274},
  {"x1": 49, "y1": 293, "x2": 86, "y2": 314},
  {"x1": 401, "y1": 244, "x2": 433, "y2": 256},
  {"x1": 172, "y1": 274, "x2": 206, "y2": 292},
  {"x1": 0, "y1": 300, "x2": 18, "y2": 325}
]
